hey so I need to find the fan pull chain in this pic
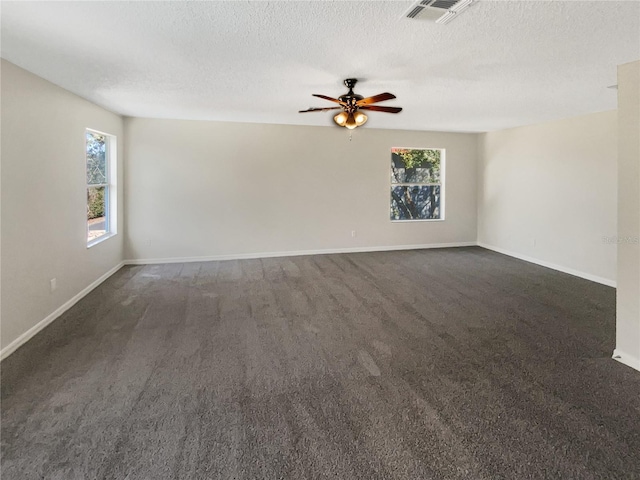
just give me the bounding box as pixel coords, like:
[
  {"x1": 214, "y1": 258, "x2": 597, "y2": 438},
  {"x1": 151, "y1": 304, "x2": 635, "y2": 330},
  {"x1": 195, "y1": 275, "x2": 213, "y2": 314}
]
[{"x1": 349, "y1": 132, "x2": 352, "y2": 142}]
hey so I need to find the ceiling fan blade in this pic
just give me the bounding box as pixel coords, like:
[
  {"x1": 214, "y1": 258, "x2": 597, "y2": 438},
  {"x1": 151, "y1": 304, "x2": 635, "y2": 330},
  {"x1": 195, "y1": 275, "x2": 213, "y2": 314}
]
[
  {"x1": 299, "y1": 107, "x2": 342, "y2": 113},
  {"x1": 356, "y1": 92, "x2": 396, "y2": 106},
  {"x1": 359, "y1": 105, "x2": 403, "y2": 114},
  {"x1": 312, "y1": 94, "x2": 346, "y2": 105}
]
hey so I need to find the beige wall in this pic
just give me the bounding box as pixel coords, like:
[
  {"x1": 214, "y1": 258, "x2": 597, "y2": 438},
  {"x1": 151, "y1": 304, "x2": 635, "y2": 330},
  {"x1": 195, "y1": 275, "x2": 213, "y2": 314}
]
[
  {"x1": 1, "y1": 60, "x2": 124, "y2": 354},
  {"x1": 477, "y1": 111, "x2": 618, "y2": 285},
  {"x1": 124, "y1": 118, "x2": 477, "y2": 261},
  {"x1": 615, "y1": 60, "x2": 640, "y2": 370}
]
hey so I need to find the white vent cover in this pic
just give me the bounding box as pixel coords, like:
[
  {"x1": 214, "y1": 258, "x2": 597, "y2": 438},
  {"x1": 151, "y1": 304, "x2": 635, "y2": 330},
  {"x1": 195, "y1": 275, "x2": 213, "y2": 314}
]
[{"x1": 404, "y1": 0, "x2": 474, "y2": 24}]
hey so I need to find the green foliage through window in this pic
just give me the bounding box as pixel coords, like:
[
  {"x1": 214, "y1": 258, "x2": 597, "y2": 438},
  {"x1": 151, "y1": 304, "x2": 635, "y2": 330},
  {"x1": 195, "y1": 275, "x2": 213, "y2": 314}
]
[
  {"x1": 87, "y1": 186, "x2": 105, "y2": 219},
  {"x1": 86, "y1": 130, "x2": 112, "y2": 243},
  {"x1": 390, "y1": 148, "x2": 443, "y2": 220},
  {"x1": 86, "y1": 132, "x2": 107, "y2": 185}
]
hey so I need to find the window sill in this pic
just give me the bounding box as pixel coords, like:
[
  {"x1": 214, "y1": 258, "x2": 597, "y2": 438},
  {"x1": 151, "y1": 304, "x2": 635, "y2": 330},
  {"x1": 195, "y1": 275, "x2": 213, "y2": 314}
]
[
  {"x1": 391, "y1": 218, "x2": 445, "y2": 223},
  {"x1": 87, "y1": 232, "x2": 117, "y2": 249}
]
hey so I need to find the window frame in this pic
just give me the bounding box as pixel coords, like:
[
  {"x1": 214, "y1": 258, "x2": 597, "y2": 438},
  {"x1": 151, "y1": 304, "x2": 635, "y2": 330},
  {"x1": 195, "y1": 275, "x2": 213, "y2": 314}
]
[
  {"x1": 390, "y1": 147, "x2": 445, "y2": 222},
  {"x1": 86, "y1": 128, "x2": 117, "y2": 247}
]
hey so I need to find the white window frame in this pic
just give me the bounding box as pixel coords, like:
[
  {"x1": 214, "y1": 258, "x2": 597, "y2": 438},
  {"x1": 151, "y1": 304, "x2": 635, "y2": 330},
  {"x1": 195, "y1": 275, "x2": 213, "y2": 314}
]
[
  {"x1": 86, "y1": 128, "x2": 117, "y2": 247},
  {"x1": 390, "y1": 147, "x2": 445, "y2": 222}
]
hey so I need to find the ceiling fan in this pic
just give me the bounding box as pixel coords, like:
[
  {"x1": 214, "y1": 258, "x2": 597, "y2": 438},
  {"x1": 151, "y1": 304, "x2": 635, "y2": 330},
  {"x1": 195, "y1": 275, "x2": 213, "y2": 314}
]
[{"x1": 299, "y1": 78, "x2": 402, "y2": 129}]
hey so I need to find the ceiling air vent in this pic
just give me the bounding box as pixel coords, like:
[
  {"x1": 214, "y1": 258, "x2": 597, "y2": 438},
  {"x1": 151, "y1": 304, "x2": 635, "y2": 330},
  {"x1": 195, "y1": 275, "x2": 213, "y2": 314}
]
[
  {"x1": 431, "y1": 0, "x2": 459, "y2": 9},
  {"x1": 406, "y1": 5, "x2": 425, "y2": 18},
  {"x1": 403, "y1": 0, "x2": 475, "y2": 24}
]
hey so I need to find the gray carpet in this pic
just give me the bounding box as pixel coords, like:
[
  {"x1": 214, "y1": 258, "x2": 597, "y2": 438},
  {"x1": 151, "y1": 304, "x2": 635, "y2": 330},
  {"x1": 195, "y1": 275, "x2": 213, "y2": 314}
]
[{"x1": 2, "y1": 247, "x2": 639, "y2": 479}]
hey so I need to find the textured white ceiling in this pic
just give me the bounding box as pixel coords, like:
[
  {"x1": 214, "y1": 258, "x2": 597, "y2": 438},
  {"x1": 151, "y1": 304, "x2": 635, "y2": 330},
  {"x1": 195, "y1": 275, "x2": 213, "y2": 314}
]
[{"x1": 2, "y1": 1, "x2": 639, "y2": 132}]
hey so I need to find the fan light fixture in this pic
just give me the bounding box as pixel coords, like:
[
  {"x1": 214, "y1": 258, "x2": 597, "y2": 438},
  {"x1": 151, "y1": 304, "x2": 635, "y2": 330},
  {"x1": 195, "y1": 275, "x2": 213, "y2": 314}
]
[
  {"x1": 334, "y1": 111, "x2": 348, "y2": 127},
  {"x1": 335, "y1": 111, "x2": 368, "y2": 129},
  {"x1": 299, "y1": 78, "x2": 401, "y2": 130}
]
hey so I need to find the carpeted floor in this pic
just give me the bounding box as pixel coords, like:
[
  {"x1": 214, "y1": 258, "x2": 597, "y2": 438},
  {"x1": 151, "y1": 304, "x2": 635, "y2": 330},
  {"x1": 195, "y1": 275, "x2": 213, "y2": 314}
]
[{"x1": 2, "y1": 247, "x2": 639, "y2": 479}]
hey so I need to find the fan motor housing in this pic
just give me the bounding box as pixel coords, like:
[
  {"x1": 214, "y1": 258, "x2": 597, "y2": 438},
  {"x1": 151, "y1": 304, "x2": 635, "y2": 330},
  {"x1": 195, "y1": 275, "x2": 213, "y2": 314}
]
[{"x1": 339, "y1": 78, "x2": 363, "y2": 108}]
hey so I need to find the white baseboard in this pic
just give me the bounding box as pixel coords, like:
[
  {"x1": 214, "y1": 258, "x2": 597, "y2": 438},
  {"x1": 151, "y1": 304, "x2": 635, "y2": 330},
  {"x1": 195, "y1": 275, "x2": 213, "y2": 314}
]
[
  {"x1": 124, "y1": 242, "x2": 478, "y2": 265},
  {"x1": 612, "y1": 349, "x2": 640, "y2": 372},
  {"x1": 0, "y1": 262, "x2": 125, "y2": 361},
  {"x1": 477, "y1": 242, "x2": 616, "y2": 288}
]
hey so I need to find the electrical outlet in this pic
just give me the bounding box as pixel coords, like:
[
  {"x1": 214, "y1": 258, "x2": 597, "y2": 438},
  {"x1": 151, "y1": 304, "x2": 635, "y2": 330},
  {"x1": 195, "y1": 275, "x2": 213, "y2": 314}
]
[
  {"x1": 351, "y1": 230, "x2": 357, "y2": 238},
  {"x1": 532, "y1": 238, "x2": 537, "y2": 247},
  {"x1": 50, "y1": 278, "x2": 57, "y2": 293}
]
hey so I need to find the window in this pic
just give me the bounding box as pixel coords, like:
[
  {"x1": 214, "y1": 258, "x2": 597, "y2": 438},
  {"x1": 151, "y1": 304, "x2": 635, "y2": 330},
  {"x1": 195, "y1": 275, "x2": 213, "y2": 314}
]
[
  {"x1": 86, "y1": 129, "x2": 116, "y2": 245},
  {"x1": 390, "y1": 148, "x2": 444, "y2": 221}
]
